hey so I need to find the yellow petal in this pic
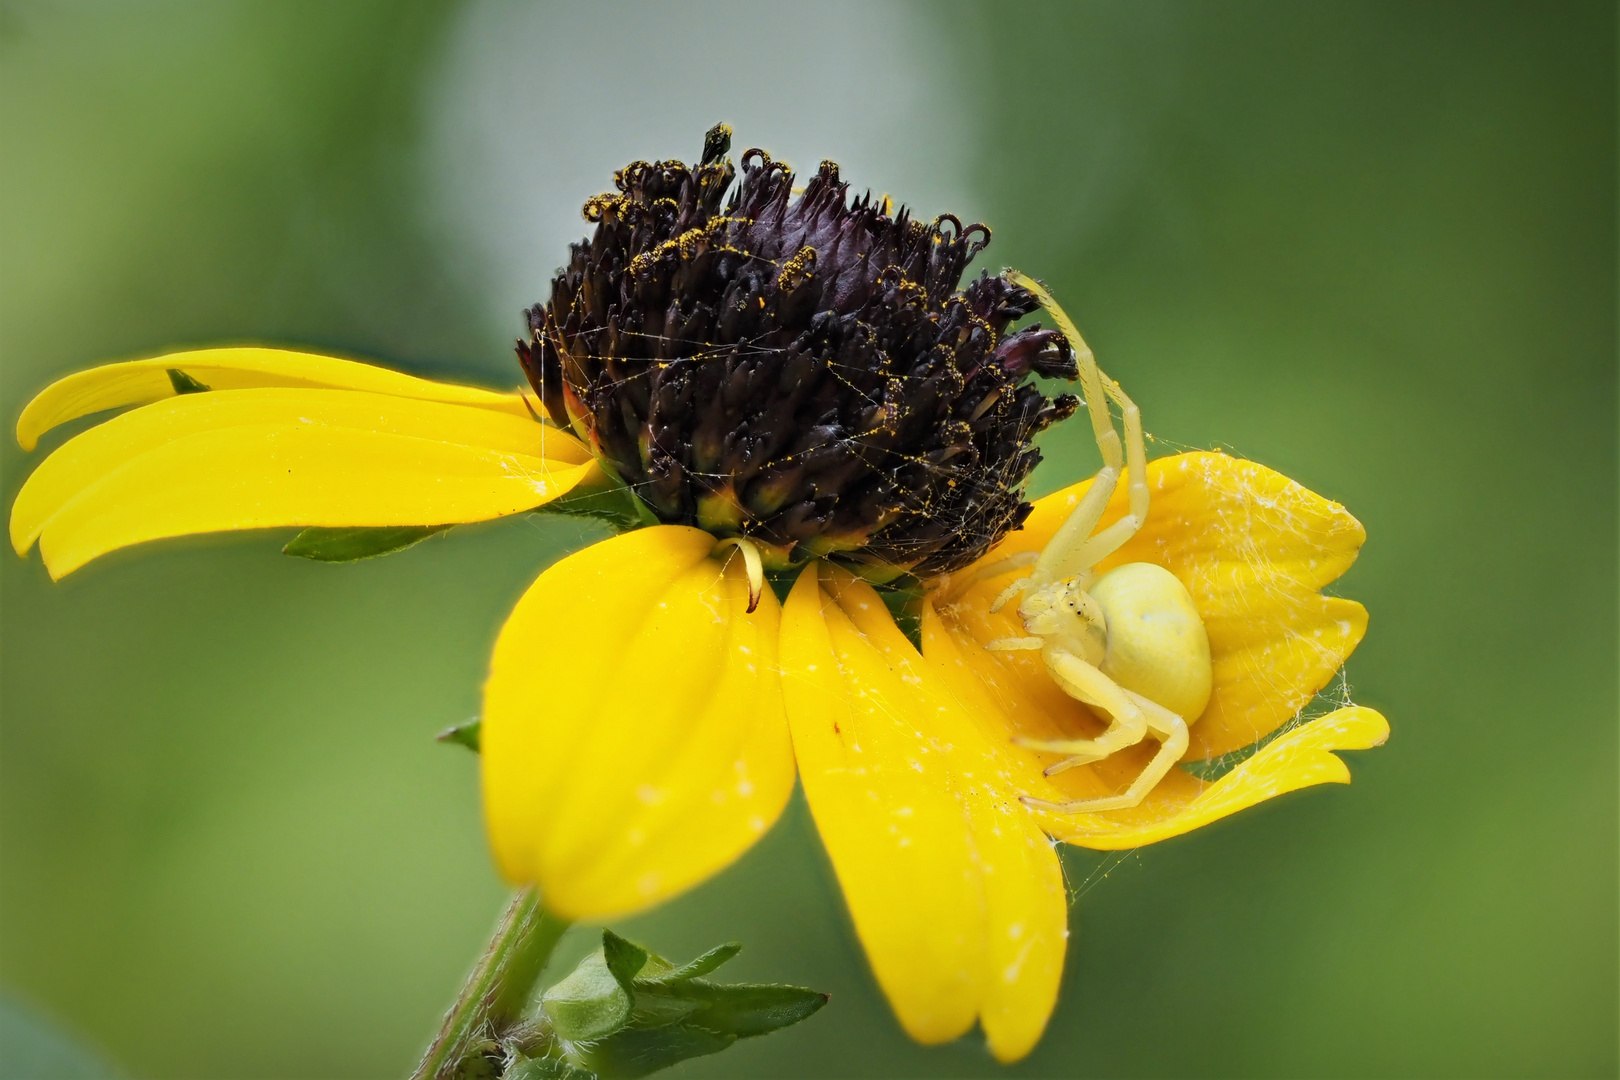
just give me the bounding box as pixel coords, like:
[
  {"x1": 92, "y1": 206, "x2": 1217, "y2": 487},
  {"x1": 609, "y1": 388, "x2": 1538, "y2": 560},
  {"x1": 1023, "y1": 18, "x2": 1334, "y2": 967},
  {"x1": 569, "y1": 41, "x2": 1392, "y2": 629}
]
[
  {"x1": 16, "y1": 346, "x2": 534, "y2": 450},
  {"x1": 481, "y1": 526, "x2": 795, "y2": 921},
  {"x1": 940, "y1": 451, "x2": 1368, "y2": 758},
  {"x1": 780, "y1": 564, "x2": 1066, "y2": 1062},
  {"x1": 11, "y1": 388, "x2": 593, "y2": 560},
  {"x1": 1040, "y1": 706, "x2": 1389, "y2": 849},
  {"x1": 17, "y1": 400, "x2": 594, "y2": 579}
]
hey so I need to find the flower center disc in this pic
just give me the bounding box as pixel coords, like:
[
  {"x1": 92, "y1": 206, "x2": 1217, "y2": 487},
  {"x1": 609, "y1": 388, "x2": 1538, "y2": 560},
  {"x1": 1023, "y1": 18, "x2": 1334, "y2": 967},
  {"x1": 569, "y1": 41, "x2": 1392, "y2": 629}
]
[{"x1": 519, "y1": 125, "x2": 1081, "y2": 578}]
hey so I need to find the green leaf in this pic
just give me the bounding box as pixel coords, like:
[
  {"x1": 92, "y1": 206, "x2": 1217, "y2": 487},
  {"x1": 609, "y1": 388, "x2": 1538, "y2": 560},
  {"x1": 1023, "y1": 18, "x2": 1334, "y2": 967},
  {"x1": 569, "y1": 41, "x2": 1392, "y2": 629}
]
[
  {"x1": 166, "y1": 368, "x2": 210, "y2": 394},
  {"x1": 576, "y1": 1024, "x2": 736, "y2": 1080},
  {"x1": 538, "y1": 932, "x2": 827, "y2": 1077},
  {"x1": 282, "y1": 524, "x2": 451, "y2": 562},
  {"x1": 435, "y1": 718, "x2": 481, "y2": 753},
  {"x1": 650, "y1": 981, "x2": 829, "y2": 1039},
  {"x1": 540, "y1": 952, "x2": 631, "y2": 1042},
  {"x1": 638, "y1": 942, "x2": 739, "y2": 984}
]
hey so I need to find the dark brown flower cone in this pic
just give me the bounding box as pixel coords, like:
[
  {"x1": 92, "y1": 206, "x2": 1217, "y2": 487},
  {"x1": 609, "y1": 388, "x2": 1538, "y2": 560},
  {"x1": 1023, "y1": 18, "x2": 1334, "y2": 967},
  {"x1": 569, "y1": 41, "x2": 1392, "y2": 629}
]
[{"x1": 519, "y1": 125, "x2": 1079, "y2": 578}]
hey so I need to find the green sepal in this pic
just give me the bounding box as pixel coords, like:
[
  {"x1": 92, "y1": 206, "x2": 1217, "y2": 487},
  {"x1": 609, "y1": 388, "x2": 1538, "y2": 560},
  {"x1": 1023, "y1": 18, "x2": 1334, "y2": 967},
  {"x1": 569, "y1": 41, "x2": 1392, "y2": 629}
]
[
  {"x1": 763, "y1": 571, "x2": 797, "y2": 606},
  {"x1": 540, "y1": 951, "x2": 632, "y2": 1042},
  {"x1": 535, "y1": 465, "x2": 656, "y2": 532},
  {"x1": 436, "y1": 718, "x2": 481, "y2": 753},
  {"x1": 166, "y1": 368, "x2": 210, "y2": 394},
  {"x1": 282, "y1": 524, "x2": 451, "y2": 561},
  {"x1": 641, "y1": 942, "x2": 739, "y2": 984},
  {"x1": 601, "y1": 929, "x2": 651, "y2": 986},
  {"x1": 602, "y1": 932, "x2": 702, "y2": 1029},
  {"x1": 874, "y1": 575, "x2": 925, "y2": 650}
]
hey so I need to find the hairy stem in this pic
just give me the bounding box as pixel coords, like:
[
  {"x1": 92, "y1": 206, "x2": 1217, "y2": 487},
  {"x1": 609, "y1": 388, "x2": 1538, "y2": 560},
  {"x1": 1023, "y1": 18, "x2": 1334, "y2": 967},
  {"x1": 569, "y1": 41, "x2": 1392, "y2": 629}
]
[{"x1": 410, "y1": 887, "x2": 570, "y2": 1080}]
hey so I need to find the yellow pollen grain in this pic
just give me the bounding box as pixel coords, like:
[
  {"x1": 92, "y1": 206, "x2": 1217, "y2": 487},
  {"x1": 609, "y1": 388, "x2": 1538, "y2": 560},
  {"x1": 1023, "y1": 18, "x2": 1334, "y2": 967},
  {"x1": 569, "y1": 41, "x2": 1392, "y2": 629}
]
[
  {"x1": 581, "y1": 193, "x2": 626, "y2": 222},
  {"x1": 775, "y1": 245, "x2": 817, "y2": 291}
]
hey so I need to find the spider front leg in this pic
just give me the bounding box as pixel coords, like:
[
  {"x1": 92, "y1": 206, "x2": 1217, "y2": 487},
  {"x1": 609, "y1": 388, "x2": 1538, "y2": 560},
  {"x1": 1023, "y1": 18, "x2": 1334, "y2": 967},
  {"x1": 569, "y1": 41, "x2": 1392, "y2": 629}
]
[
  {"x1": 989, "y1": 574, "x2": 1032, "y2": 614},
  {"x1": 1021, "y1": 690, "x2": 1190, "y2": 814},
  {"x1": 935, "y1": 550, "x2": 1037, "y2": 610},
  {"x1": 1062, "y1": 377, "x2": 1147, "y2": 573},
  {"x1": 1008, "y1": 271, "x2": 1150, "y2": 582},
  {"x1": 1011, "y1": 645, "x2": 1148, "y2": 770}
]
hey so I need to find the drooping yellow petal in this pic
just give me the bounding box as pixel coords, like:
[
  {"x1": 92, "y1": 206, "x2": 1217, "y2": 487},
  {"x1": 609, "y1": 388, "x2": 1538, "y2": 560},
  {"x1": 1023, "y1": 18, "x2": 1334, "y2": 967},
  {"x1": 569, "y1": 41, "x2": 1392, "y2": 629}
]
[
  {"x1": 1039, "y1": 706, "x2": 1389, "y2": 849},
  {"x1": 780, "y1": 564, "x2": 1066, "y2": 1062},
  {"x1": 16, "y1": 346, "x2": 534, "y2": 450},
  {"x1": 11, "y1": 388, "x2": 593, "y2": 560},
  {"x1": 920, "y1": 600, "x2": 1388, "y2": 848},
  {"x1": 12, "y1": 388, "x2": 596, "y2": 579},
  {"x1": 30, "y1": 426, "x2": 592, "y2": 580},
  {"x1": 940, "y1": 451, "x2": 1368, "y2": 759},
  {"x1": 481, "y1": 526, "x2": 795, "y2": 921}
]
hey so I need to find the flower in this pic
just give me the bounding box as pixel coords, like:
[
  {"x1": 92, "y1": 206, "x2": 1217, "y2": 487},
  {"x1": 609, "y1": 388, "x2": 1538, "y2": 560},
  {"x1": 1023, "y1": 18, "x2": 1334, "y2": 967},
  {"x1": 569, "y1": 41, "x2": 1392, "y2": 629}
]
[{"x1": 9, "y1": 130, "x2": 1386, "y2": 1066}]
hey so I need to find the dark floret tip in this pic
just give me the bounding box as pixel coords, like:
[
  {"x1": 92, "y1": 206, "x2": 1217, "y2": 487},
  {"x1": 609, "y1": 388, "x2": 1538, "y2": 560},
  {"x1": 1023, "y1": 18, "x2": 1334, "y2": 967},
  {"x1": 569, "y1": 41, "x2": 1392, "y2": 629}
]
[{"x1": 518, "y1": 126, "x2": 1079, "y2": 577}]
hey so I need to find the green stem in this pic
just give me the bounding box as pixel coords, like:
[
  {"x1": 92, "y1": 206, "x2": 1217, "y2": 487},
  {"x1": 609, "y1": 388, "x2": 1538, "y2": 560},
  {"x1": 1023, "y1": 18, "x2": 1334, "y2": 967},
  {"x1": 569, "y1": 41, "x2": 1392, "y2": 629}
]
[{"x1": 410, "y1": 887, "x2": 570, "y2": 1080}]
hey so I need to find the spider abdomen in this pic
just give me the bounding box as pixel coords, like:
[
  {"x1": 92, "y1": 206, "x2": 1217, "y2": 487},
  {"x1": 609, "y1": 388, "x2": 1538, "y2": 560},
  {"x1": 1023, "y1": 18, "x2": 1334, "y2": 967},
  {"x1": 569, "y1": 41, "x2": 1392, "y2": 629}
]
[{"x1": 1090, "y1": 562, "x2": 1212, "y2": 722}]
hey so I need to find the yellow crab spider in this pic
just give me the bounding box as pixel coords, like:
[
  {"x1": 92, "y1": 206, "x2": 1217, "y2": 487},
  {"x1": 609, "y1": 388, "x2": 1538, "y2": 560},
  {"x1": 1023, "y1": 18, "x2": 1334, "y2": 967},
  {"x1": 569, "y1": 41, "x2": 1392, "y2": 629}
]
[{"x1": 978, "y1": 272, "x2": 1213, "y2": 814}]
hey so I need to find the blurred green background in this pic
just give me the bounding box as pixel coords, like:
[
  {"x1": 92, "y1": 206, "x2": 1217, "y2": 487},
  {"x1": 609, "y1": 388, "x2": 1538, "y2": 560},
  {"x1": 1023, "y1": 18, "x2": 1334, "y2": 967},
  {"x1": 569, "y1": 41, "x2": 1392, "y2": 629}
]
[{"x1": 2, "y1": 1, "x2": 1614, "y2": 1077}]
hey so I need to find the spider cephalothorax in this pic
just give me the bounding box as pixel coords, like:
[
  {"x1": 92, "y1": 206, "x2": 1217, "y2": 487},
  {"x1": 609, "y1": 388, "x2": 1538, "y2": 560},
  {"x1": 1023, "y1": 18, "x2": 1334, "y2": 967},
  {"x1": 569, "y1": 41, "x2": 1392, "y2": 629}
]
[{"x1": 518, "y1": 125, "x2": 1080, "y2": 576}]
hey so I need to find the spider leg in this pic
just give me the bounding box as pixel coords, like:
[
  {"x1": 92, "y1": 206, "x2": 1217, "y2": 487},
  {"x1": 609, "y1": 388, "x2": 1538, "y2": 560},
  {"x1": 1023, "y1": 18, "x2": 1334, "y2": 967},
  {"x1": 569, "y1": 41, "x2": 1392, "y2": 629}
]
[
  {"x1": 1008, "y1": 271, "x2": 1149, "y2": 582},
  {"x1": 1022, "y1": 690, "x2": 1190, "y2": 814},
  {"x1": 988, "y1": 575, "x2": 1033, "y2": 613},
  {"x1": 1010, "y1": 273, "x2": 1122, "y2": 478},
  {"x1": 1061, "y1": 376, "x2": 1148, "y2": 571},
  {"x1": 1028, "y1": 467, "x2": 1118, "y2": 586},
  {"x1": 1107, "y1": 378, "x2": 1149, "y2": 525},
  {"x1": 937, "y1": 551, "x2": 1037, "y2": 607},
  {"x1": 1011, "y1": 646, "x2": 1148, "y2": 766},
  {"x1": 985, "y1": 636, "x2": 1044, "y2": 651}
]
